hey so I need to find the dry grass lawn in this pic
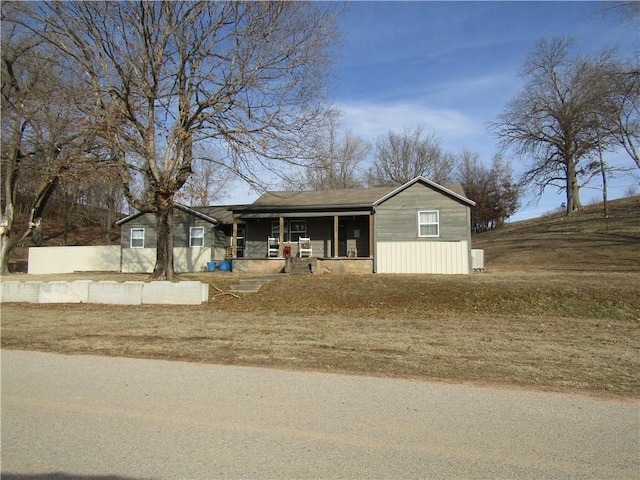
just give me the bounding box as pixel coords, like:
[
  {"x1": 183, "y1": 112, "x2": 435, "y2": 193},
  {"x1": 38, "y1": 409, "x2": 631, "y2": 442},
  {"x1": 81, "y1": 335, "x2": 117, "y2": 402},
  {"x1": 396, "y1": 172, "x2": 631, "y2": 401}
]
[{"x1": 2, "y1": 197, "x2": 639, "y2": 399}]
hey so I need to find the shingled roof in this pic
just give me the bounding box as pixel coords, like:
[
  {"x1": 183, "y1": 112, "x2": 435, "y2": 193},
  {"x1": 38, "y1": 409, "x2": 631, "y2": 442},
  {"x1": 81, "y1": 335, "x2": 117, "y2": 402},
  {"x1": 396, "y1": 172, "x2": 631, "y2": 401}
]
[{"x1": 238, "y1": 178, "x2": 472, "y2": 211}]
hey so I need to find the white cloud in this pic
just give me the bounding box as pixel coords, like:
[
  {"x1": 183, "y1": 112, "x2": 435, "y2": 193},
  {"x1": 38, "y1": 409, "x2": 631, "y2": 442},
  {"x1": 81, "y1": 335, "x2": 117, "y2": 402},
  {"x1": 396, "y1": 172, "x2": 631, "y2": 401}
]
[{"x1": 337, "y1": 101, "x2": 479, "y2": 143}]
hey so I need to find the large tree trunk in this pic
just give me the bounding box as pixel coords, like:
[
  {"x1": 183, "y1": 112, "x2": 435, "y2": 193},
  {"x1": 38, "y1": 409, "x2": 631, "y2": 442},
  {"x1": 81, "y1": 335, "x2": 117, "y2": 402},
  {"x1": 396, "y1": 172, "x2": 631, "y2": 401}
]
[
  {"x1": 0, "y1": 176, "x2": 61, "y2": 274},
  {"x1": 565, "y1": 155, "x2": 583, "y2": 215},
  {"x1": 0, "y1": 227, "x2": 18, "y2": 275},
  {"x1": 152, "y1": 200, "x2": 176, "y2": 280}
]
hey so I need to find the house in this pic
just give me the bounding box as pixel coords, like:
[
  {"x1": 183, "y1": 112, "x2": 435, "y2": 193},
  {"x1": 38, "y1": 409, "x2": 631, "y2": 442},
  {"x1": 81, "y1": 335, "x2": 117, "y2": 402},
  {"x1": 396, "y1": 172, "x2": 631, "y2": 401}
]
[
  {"x1": 116, "y1": 204, "x2": 237, "y2": 273},
  {"x1": 116, "y1": 176, "x2": 476, "y2": 274}
]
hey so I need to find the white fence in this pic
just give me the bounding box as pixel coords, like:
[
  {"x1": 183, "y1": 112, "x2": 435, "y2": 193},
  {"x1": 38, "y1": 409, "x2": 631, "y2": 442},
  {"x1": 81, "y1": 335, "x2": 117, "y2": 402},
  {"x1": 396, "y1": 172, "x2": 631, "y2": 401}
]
[
  {"x1": 28, "y1": 246, "x2": 121, "y2": 274},
  {"x1": 28, "y1": 245, "x2": 214, "y2": 274},
  {"x1": 376, "y1": 241, "x2": 470, "y2": 274}
]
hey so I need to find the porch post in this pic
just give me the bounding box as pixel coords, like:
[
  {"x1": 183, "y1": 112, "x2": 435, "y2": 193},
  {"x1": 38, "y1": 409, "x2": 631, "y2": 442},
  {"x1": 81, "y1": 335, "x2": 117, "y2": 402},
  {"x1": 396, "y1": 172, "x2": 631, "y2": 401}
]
[
  {"x1": 369, "y1": 213, "x2": 374, "y2": 258},
  {"x1": 232, "y1": 219, "x2": 238, "y2": 259},
  {"x1": 333, "y1": 215, "x2": 339, "y2": 258},
  {"x1": 279, "y1": 216, "x2": 285, "y2": 256}
]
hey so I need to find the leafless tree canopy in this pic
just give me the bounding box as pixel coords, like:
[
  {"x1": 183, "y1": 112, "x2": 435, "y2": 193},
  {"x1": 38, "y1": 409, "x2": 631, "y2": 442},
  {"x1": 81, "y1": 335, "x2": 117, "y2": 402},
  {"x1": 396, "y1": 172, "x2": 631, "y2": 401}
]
[
  {"x1": 491, "y1": 36, "x2": 634, "y2": 215},
  {"x1": 0, "y1": 24, "x2": 103, "y2": 273},
  {"x1": 6, "y1": 1, "x2": 341, "y2": 279},
  {"x1": 292, "y1": 111, "x2": 371, "y2": 191},
  {"x1": 369, "y1": 126, "x2": 454, "y2": 187}
]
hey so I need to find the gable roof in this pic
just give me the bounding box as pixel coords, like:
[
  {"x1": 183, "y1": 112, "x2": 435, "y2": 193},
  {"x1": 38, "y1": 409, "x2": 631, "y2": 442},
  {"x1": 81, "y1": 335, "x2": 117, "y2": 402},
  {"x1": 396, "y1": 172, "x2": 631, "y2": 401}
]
[
  {"x1": 115, "y1": 203, "x2": 220, "y2": 226},
  {"x1": 375, "y1": 177, "x2": 476, "y2": 207},
  {"x1": 235, "y1": 177, "x2": 474, "y2": 212}
]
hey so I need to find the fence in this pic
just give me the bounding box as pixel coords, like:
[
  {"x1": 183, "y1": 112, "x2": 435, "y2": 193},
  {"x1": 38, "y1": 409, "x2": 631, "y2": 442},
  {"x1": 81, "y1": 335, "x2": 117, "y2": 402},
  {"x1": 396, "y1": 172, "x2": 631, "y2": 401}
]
[
  {"x1": 28, "y1": 246, "x2": 121, "y2": 274},
  {"x1": 28, "y1": 246, "x2": 214, "y2": 274}
]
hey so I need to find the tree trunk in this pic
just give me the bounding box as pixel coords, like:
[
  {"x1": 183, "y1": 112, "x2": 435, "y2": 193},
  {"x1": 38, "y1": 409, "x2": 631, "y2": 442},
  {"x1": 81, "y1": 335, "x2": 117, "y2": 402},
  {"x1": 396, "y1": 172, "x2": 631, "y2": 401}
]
[
  {"x1": 152, "y1": 200, "x2": 176, "y2": 280},
  {"x1": 0, "y1": 230, "x2": 17, "y2": 275},
  {"x1": 0, "y1": 175, "x2": 61, "y2": 274},
  {"x1": 565, "y1": 155, "x2": 582, "y2": 215},
  {"x1": 598, "y1": 142, "x2": 608, "y2": 218}
]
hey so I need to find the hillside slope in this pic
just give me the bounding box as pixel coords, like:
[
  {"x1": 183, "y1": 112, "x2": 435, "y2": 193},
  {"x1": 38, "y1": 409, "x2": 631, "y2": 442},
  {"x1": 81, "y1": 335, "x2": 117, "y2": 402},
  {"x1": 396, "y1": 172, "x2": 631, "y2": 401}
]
[{"x1": 472, "y1": 196, "x2": 640, "y2": 272}]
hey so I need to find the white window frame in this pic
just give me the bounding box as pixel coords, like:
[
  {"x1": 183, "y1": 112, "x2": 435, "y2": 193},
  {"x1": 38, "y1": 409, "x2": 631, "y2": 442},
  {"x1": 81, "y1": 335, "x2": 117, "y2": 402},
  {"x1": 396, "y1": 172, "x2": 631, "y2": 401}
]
[
  {"x1": 130, "y1": 228, "x2": 145, "y2": 248},
  {"x1": 189, "y1": 226, "x2": 205, "y2": 247},
  {"x1": 418, "y1": 210, "x2": 439, "y2": 237}
]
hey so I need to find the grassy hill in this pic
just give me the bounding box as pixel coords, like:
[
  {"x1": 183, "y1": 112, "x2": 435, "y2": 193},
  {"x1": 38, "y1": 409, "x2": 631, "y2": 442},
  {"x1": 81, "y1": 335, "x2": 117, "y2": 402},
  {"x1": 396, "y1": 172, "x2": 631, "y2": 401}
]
[{"x1": 473, "y1": 196, "x2": 640, "y2": 272}]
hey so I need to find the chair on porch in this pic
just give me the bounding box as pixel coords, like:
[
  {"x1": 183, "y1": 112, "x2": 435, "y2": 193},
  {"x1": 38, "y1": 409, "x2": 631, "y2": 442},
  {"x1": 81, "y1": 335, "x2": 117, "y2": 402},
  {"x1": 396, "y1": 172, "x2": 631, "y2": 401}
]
[
  {"x1": 267, "y1": 237, "x2": 279, "y2": 257},
  {"x1": 298, "y1": 237, "x2": 312, "y2": 257}
]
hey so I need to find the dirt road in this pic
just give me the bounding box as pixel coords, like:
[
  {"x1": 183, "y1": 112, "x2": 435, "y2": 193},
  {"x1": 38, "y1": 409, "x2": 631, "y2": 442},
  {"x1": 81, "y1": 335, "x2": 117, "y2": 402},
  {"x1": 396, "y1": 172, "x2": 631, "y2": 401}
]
[{"x1": 2, "y1": 350, "x2": 638, "y2": 479}]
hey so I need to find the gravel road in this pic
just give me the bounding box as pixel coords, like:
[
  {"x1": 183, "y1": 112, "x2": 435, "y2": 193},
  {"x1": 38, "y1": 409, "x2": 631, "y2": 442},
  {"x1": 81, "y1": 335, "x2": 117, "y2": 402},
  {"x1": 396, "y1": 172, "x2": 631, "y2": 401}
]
[{"x1": 2, "y1": 350, "x2": 638, "y2": 479}]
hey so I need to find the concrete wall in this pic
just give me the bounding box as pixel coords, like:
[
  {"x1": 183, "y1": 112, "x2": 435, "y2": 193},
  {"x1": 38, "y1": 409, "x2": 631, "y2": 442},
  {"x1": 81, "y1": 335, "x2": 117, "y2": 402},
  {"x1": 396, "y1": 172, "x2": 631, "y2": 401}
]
[
  {"x1": 1, "y1": 280, "x2": 209, "y2": 305},
  {"x1": 28, "y1": 246, "x2": 121, "y2": 274},
  {"x1": 231, "y1": 258, "x2": 286, "y2": 274},
  {"x1": 316, "y1": 258, "x2": 373, "y2": 274}
]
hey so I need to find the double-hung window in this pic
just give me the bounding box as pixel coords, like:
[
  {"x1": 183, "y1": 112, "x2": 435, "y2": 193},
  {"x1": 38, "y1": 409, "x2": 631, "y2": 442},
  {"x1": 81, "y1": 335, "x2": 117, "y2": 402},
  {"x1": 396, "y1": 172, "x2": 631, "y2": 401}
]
[
  {"x1": 130, "y1": 228, "x2": 145, "y2": 248},
  {"x1": 190, "y1": 226, "x2": 204, "y2": 247},
  {"x1": 418, "y1": 210, "x2": 439, "y2": 237},
  {"x1": 272, "y1": 220, "x2": 307, "y2": 242},
  {"x1": 289, "y1": 220, "x2": 306, "y2": 242}
]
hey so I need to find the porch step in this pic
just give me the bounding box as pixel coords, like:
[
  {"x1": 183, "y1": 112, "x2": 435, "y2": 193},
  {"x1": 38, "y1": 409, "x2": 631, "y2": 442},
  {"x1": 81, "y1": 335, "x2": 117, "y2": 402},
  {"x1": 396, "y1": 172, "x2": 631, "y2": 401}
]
[{"x1": 285, "y1": 257, "x2": 316, "y2": 275}]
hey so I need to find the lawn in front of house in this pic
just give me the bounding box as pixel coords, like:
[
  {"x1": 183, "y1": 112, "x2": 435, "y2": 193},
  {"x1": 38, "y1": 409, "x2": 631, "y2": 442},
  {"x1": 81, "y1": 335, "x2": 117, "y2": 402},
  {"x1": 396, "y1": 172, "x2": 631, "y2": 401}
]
[{"x1": 2, "y1": 269, "x2": 638, "y2": 398}]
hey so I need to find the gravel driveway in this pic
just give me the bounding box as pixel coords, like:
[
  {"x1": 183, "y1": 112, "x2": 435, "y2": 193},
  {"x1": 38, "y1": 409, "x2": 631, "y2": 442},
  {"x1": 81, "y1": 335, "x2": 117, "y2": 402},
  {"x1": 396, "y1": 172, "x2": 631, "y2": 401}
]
[{"x1": 2, "y1": 350, "x2": 638, "y2": 479}]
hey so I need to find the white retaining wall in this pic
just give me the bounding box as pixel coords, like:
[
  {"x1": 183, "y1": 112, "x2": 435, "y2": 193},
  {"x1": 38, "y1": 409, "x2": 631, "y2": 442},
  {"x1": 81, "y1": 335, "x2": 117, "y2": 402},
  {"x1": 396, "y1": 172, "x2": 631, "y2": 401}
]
[
  {"x1": 1, "y1": 280, "x2": 209, "y2": 305},
  {"x1": 28, "y1": 246, "x2": 122, "y2": 274}
]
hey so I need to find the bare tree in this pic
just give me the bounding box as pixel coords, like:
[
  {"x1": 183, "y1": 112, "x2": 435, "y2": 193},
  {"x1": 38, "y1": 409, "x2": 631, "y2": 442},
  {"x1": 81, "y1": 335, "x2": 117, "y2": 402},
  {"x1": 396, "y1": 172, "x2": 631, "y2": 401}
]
[
  {"x1": 0, "y1": 27, "x2": 99, "y2": 274},
  {"x1": 456, "y1": 150, "x2": 519, "y2": 233},
  {"x1": 491, "y1": 37, "x2": 622, "y2": 215},
  {"x1": 176, "y1": 149, "x2": 234, "y2": 206},
  {"x1": 294, "y1": 111, "x2": 371, "y2": 191},
  {"x1": 8, "y1": 1, "x2": 340, "y2": 280},
  {"x1": 368, "y1": 126, "x2": 454, "y2": 187},
  {"x1": 594, "y1": 1, "x2": 640, "y2": 26},
  {"x1": 597, "y1": 61, "x2": 640, "y2": 171}
]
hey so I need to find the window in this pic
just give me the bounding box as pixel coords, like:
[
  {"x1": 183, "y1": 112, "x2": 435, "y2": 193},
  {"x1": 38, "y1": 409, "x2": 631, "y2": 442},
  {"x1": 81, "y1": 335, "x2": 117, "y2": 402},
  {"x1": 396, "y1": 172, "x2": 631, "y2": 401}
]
[
  {"x1": 418, "y1": 211, "x2": 439, "y2": 237},
  {"x1": 289, "y1": 220, "x2": 306, "y2": 242},
  {"x1": 190, "y1": 226, "x2": 204, "y2": 247},
  {"x1": 271, "y1": 220, "x2": 307, "y2": 242},
  {"x1": 271, "y1": 221, "x2": 286, "y2": 240},
  {"x1": 130, "y1": 228, "x2": 145, "y2": 248}
]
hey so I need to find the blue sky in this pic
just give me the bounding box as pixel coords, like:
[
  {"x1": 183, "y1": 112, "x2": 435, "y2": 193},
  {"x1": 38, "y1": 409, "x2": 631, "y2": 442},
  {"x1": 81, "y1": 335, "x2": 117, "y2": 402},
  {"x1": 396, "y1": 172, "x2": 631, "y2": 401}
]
[{"x1": 230, "y1": 1, "x2": 639, "y2": 221}]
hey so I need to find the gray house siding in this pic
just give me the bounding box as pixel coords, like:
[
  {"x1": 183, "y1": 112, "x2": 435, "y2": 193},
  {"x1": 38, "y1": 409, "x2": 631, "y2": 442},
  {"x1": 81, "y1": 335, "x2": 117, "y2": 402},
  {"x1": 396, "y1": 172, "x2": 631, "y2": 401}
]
[
  {"x1": 121, "y1": 212, "x2": 218, "y2": 250},
  {"x1": 120, "y1": 214, "x2": 158, "y2": 249},
  {"x1": 375, "y1": 182, "x2": 471, "y2": 244}
]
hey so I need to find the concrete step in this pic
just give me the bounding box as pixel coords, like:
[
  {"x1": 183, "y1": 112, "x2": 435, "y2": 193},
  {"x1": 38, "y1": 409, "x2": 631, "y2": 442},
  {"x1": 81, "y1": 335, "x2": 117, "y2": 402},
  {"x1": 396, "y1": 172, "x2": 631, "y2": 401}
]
[
  {"x1": 284, "y1": 257, "x2": 316, "y2": 275},
  {"x1": 229, "y1": 276, "x2": 281, "y2": 293}
]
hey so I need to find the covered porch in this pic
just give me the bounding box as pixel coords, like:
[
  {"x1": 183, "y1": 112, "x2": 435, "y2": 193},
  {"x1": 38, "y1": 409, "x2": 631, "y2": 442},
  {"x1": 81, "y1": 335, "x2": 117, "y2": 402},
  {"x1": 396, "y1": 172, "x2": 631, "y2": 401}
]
[{"x1": 229, "y1": 209, "x2": 375, "y2": 260}]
